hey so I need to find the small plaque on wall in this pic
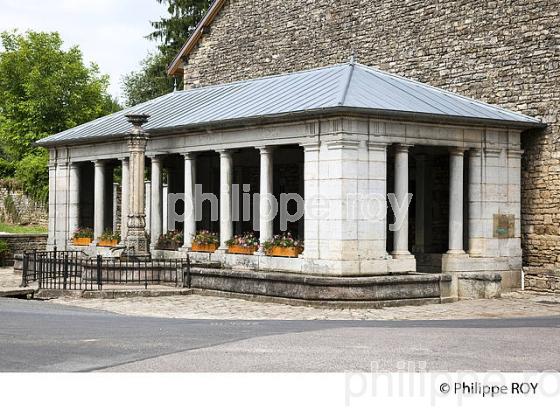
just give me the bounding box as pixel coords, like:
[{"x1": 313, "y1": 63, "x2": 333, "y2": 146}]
[{"x1": 493, "y1": 214, "x2": 515, "y2": 239}]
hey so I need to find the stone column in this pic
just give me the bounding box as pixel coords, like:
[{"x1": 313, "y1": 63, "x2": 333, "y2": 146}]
[
  {"x1": 124, "y1": 114, "x2": 150, "y2": 254},
  {"x1": 120, "y1": 158, "x2": 130, "y2": 243},
  {"x1": 448, "y1": 147, "x2": 466, "y2": 254},
  {"x1": 68, "y1": 162, "x2": 80, "y2": 242},
  {"x1": 218, "y1": 150, "x2": 233, "y2": 250},
  {"x1": 392, "y1": 144, "x2": 412, "y2": 258},
  {"x1": 150, "y1": 156, "x2": 163, "y2": 249},
  {"x1": 468, "y1": 148, "x2": 484, "y2": 256},
  {"x1": 182, "y1": 152, "x2": 197, "y2": 250},
  {"x1": 414, "y1": 154, "x2": 427, "y2": 253},
  {"x1": 258, "y1": 146, "x2": 274, "y2": 253},
  {"x1": 163, "y1": 183, "x2": 169, "y2": 234},
  {"x1": 93, "y1": 160, "x2": 106, "y2": 243}
]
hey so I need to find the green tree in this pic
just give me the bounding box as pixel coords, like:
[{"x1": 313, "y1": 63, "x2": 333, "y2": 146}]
[
  {"x1": 0, "y1": 30, "x2": 119, "y2": 202},
  {"x1": 122, "y1": 0, "x2": 211, "y2": 106},
  {"x1": 148, "y1": 0, "x2": 211, "y2": 60}
]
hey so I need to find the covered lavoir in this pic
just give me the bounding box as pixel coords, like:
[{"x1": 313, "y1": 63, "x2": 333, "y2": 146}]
[{"x1": 37, "y1": 62, "x2": 544, "y2": 304}]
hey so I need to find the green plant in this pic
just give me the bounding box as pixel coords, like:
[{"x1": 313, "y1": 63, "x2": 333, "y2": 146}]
[
  {"x1": 2, "y1": 194, "x2": 19, "y2": 223},
  {"x1": 0, "y1": 239, "x2": 10, "y2": 264},
  {"x1": 73, "y1": 227, "x2": 93, "y2": 239},
  {"x1": 99, "y1": 229, "x2": 120, "y2": 242},
  {"x1": 192, "y1": 230, "x2": 219, "y2": 246},
  {"x1": 225, "y1": 232, "x2": 259, "y2": 248},
  {"x1": 156, "y1": 230, "x2": 184, "y2": 250},
  {"x1": 263, "y1": 232, "x2": 303, "y2": 251}
]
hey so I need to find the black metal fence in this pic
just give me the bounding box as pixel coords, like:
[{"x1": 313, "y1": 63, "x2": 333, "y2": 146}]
[{"x1": 21, "y1": 248, "x2": 191, "y2": 291}]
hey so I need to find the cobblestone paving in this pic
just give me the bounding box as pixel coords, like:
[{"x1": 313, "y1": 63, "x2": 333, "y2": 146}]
[
  {"x1": 3, "y1": 266, "x2": 560, "y2": 320},
  {"x1": 47, "y1": 291, "x2": 560, "y2": 321}
]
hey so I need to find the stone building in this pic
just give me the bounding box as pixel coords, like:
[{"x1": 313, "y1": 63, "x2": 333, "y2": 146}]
[{"x1": 37, "y1": 0, "x2": 557, "y2": 300}]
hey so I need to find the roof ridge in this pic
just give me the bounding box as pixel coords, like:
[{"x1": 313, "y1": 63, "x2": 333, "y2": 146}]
[
  {"x1": 338, "y1": 62, "x2": 356, "y2": 106},
  {"x1": 354, "y1": 63, "x2": 541, "y2": 123},
  {"x1": 176, "y1": 63, "x2": 350, "y2": 95}
]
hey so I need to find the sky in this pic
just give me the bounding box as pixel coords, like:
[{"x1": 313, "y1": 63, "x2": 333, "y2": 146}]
[{"x1": 0, "y1": 0, "x2": 168, "y2": 102}]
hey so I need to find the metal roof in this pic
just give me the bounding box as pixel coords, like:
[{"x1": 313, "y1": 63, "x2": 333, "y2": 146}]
[{"x1": 37, "y1": 62, "x2": 544, "y2": 147}]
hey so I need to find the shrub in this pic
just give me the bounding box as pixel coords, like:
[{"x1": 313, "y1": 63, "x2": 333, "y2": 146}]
[
  {"x1": 0, "y1": 239, "x2": 10, "y2": 264},
  {"x1": 14, "y1": 152, "x2": 48, "y2": 204},
  {"x1": 156, "y1": 230, "x2": 184, "y2": 250}
]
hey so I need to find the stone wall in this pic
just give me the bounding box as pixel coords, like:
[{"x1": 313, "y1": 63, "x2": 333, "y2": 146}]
[
  {"x1": 0, "y1": 233, "x2": 48, "y2": 266},
  {"x1": 524, "y1": 268, "x2": 560, "y2": 293},
  {"x1": 183, "y1": 0, "x2": 560, "y2": 270},
  {"x1": 0, "y1": 186, "x2": 48, "y2": 226}
]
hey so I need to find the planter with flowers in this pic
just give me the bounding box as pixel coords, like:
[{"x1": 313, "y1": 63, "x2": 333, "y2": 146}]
[
  {"x1": 98, "y1": 230, "x2": 120, "y2": 247},
  {"x1": 226, "y1": 232, "x2": 259, "y2": 255},
  {"x1": 263, "y1": 232, "x2": 303, "y2": 258},
  {"x1": 72, "y1": 228, "x2": 94, "y2": 246},
  {"x1": 191, "y1": 230, "x2": 219, "y2": 253},
  {"x1": 156, "y1": 230, "x2": 184, "y2": 251}
]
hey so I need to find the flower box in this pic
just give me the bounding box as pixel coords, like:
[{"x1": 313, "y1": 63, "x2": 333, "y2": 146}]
[
  {"x1": 192, "y1": 243, "x2": 218, "y2": 253},
  {"x1": 228, "y1": 245, "x2": 258, "y2": 255},
  {"x1": 73, "y1": 237, "x2": 92, "y2": 246},
  {"x1": 266, "y1": 246, "x2": 303, "y2": 258},
  {"x1": 98, "y1": 239, "x2": 118, "y2": 247}
]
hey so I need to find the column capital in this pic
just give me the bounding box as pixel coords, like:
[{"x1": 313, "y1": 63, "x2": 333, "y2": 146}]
[
  {"x1": 299, "y1": 142, "x2": 321, "y2": 152},
  {"x1": 118, "y1": 156, "x2": 130, "y2": 162},
  {"x1": 368, "y1": 141, "x2": 389, "y2": 152},
  {"x1": 393, "y1": 143, "x2": 413, "y2": 153},
  {"x1": 182, "y1": 151, "x2": 197, "y2": 160},
  {"x1": 147, "y1": 152, "x2": 167, "y2": 161},
  {"x1": 92, "y1": 159, "x2": 106, "y2": 167},
  {"x1": 507, "y1": 149, "x2": 525, "y2": 159},
  {"x1": 216, "y1": 149, "x2": 232, "y2": 158},
  {"x1": 449, "y1": 146, "x2": 467, "y2": 156},
  {"x1": 256, "y1": 145, "x2": 275, "y2": 155}
]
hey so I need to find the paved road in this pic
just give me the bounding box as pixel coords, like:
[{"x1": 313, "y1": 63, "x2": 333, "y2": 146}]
[{"x1": 1, "y1": 298, "x2": 559, "y2": 372}]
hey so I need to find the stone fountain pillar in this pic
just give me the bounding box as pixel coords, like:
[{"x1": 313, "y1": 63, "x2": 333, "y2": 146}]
[{"x1": 124, "y1": 114, "x2": 150, "y2": 255}]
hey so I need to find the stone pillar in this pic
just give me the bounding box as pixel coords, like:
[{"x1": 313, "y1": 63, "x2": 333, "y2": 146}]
[
  {"x1": 93, "y1": 160, "x2": 106, "y2": 243},
  {"x1": 68, "y1": 162, "x2": 80, "y2": 242},
  {"x1": 301, "y1": 142, "x2": 321, "y2": 259},
  {"x1": 182, "y1": 152, "x2": 197, "y2": 250},
  {"x1": 145, "y1": 181, "x2": 151, "y2": 235},
  {"x1": 258, "y1": 146, "x2": 274, "y2": 253},
  {"x1": 120, "y1": 158, "x2": 130, "y2": 244},
  {"x1": 218, "y1": 150, "x2": 233, "y2": 250},
  {"x1": 150, "y1": 156, "x2": 163, "y2": 248},
  {"x1": 124, "y1": 114, "x2": 150, "y2": 254},
  {"x1": 468, "y1": 148, "x2": 484, "y2": 256},
  {"x1": 414, "y1": 154, "x2": 427, "y2": 253},
  {"x1": 392, "y1": 144, "x2": 412, "y2": 258},
  {"x1": 47, "y1": 161, "x2": 57, "y2": 248},
  {"x1": 112, "y1": 182, "x2": 119, "y2": 232},
  {"x1": 448, "y1": 147, "x2": 466, "y2": 254},
  {"x1": 163, "y1": 183, "x2": 169, "y2": 234}
]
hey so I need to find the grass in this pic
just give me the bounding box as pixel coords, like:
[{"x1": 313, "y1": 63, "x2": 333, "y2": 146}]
[{"x1": 0, "y1": 222, "x2": 48, "y2": 234}]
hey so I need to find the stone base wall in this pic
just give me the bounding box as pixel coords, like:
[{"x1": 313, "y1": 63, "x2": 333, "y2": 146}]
[
  {"x1": 0, "y1": 186, "x2": 48, "y2": 226},
  {"x1": 524, "y1": 268, "x2": 560, "y2": 293},
  {"x1": 0, "y1": 233, "x2": 48, "y2": 266},
  {"x1": 183, "y1": 0, "x2": 560, "y2": 274}
]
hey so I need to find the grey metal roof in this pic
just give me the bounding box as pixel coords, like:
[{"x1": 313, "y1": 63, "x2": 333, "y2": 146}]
[{"x1": 37, "y1": 62, "x2": 544, "y2": 147}]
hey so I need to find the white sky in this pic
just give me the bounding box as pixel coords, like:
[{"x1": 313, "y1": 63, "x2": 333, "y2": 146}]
[{"x1": 0, "y1": 0, "x2": 168, "y2": 102}]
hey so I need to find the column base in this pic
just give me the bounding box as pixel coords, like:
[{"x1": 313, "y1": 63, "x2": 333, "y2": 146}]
[
  {"x1": 446, "y1": 250, "x2": 467, "y2": 256},
  {"x1": 391, "y1": 251, "x2": 415, "y2": 259}
]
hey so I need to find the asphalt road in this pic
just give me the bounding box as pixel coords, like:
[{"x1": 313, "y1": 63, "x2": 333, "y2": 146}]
[{"x1": 0, "y1": 298, "x2": 559, "y2": 372}]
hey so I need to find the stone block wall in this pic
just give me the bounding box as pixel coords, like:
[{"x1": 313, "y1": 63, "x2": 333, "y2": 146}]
[
  {"x1": 0, "y1": 186, "x2": 48, "y2": 226},
  {"x1": 183, "y1": 0, "x2": 560, "y2": 271},
  {"x1": 0, "y1": 233, "x2": 48, "y2": 265}
]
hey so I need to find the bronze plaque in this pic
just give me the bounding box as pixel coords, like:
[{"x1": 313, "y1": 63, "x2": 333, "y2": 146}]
[{"x1": 493, "y1": 214, "x2": 515, "y2": 239}]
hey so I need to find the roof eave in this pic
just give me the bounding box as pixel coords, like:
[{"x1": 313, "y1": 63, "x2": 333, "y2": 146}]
[
  {"x1": 36, "y1": 107, "x2": 546, "y2": 148},
  {"x1": 167, "y1": 0, "x2": 226, "y2": 77}
]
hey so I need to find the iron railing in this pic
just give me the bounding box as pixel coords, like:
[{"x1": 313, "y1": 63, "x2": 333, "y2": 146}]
[{"x1": 21, "y1": 249, "x2": 191, "y2": 291}]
